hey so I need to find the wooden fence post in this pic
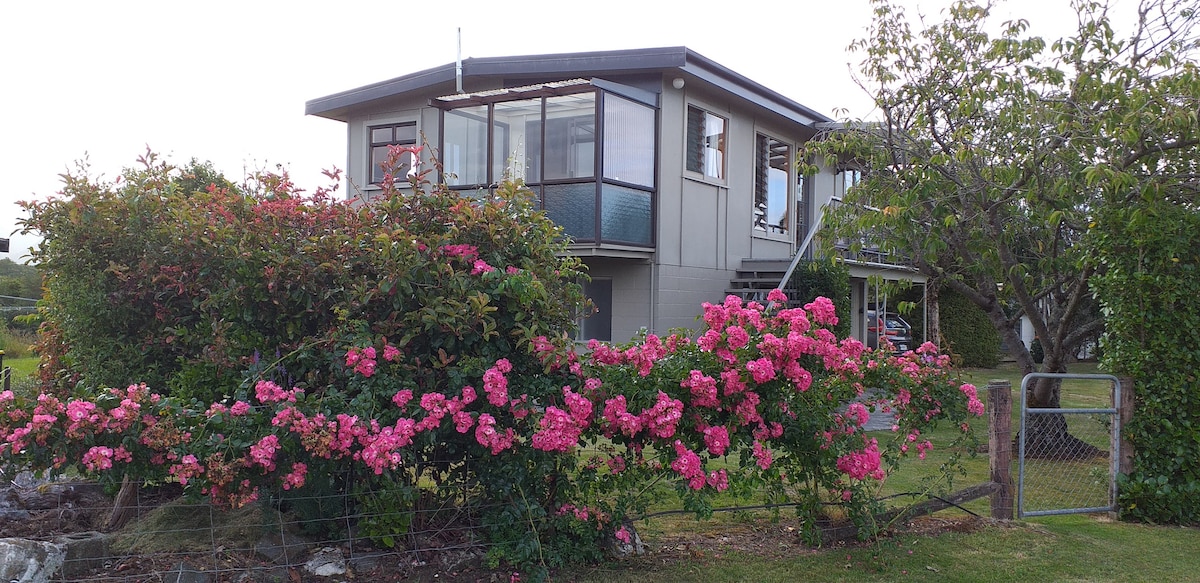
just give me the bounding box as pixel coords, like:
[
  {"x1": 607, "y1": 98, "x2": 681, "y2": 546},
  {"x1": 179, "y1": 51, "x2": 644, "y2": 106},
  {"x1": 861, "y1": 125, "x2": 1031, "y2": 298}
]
[
  {"x1": 1116, "y1": 376, "x2": 1134, "y2": 476},
  {"x1": 987, "y1": 380, "x2": 1014, "y2": 520}
]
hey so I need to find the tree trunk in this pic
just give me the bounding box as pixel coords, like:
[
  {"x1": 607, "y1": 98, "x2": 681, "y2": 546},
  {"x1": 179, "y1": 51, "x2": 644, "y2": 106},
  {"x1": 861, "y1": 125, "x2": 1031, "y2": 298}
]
[
  {"x1": 105, "y1": 474, "x2": 139, "y2": 531},
  {"x1": 1020, "y1": 350, "x2": 1104, "y2": 460},
  {"x1": 926, "y1": 281, "x2": 940, "y2": 348}
]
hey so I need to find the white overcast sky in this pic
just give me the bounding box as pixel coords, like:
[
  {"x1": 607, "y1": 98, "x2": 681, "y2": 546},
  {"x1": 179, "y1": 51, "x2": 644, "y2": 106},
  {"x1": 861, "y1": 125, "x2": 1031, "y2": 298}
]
[{"x1": 0, "y1": 0, "x2": 1099, "y2": 261}]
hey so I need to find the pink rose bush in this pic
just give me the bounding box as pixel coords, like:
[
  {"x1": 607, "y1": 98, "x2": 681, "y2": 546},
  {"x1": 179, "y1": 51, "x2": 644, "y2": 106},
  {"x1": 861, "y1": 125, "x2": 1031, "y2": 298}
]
[{"x1": 0, "y1": 291, "x2": 982, "y2": 560}]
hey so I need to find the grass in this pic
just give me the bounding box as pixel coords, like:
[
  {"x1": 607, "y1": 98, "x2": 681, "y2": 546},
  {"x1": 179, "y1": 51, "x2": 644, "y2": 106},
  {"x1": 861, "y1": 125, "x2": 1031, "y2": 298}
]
[
  {"x1": 0, "y1": 329, "x2": 37, "y2": 359},
  {"x1": 573, "y1": 514, "x2": 1200, "y2": 582},
  {"x1": 5, "y1": 356, "x2": 38, "y2": 382}
]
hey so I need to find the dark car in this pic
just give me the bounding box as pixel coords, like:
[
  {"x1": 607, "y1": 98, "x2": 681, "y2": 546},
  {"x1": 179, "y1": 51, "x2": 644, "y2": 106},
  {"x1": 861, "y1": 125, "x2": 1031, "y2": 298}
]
[{"x1": 866, "y1": 310, "x2": 914, "y2": 354}]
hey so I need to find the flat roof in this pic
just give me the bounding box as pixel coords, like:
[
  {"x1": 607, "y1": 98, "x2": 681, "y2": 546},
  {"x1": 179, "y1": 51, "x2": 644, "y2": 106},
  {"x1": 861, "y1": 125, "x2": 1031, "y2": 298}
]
[{"x1": 305, "y1": 46, "x2": 832, "y2": 127}]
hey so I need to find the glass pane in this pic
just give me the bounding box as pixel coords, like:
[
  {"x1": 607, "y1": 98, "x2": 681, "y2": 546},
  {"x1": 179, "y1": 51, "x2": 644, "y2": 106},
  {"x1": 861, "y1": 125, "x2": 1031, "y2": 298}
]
[
  {"x1": 794, "y1": 171, "x2": 809, "y2": 245},
  {"x1": 443, "y1": 106, "x2": 489, "y2": 186},
  {"x1": 686, "y1": 106, "x2": 704, "y2": 174},
  {"x1": 371, "y1": 127, "x2": 392, "y2": 144},
  {"x1": 703, "y1": 112, "x2": 726, "y2": 179},
  {"x1": 544, "y1": 93, "x2": 596, "y2": 180},
  {"x1": 371, "y1": 145, "x2": 391, "y2": 183},
  {"x1": 543, "y1": 183, "x2": 596, "y2": 241},
  {"x1": 603, "y1": 94, "x2": 655, "y2": 187},
  {"x1": 601, "y1": 184, "x2": 652, "y2": 246},
  {"x1": 394, "y1": 123, "x2": 417, "y2": 142},
  {"x1": 754, "y1": 135, "x2": 790, "y2": 235},
  {"x1": 686, "y1": 106, "x2": 725, "y2": 179},
  {"x1": 493, "y1": 99, "x2": 541, "y2": 183}
]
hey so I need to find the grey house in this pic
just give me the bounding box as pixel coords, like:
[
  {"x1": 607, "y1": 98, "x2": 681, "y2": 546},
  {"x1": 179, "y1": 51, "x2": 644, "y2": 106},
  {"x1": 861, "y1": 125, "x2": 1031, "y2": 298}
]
[{"x1": 306, "y1": 46, "x2": 922, "y2": 345}]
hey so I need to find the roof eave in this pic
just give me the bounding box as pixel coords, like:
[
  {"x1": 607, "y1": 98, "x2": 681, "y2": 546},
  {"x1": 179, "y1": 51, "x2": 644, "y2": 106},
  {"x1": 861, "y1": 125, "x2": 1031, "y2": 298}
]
[
  {"x1": 304, "y1": 64, "x2": 458, "y2": 121},
  {"x1": 305, "y1": 47, "x2": 690, "y2": 121},
  {"x1": 304, "y1": 46, "x2": 834, "y2": 126},
  {"x1": 680, "y1": 49, "x2": 832, "y2": 126}
]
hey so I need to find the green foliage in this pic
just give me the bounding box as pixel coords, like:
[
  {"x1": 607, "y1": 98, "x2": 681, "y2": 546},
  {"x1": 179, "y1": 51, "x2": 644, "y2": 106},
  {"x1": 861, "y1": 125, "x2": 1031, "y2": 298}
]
[
  {"x1": 801, "y1": 0, "x2": 1199, "y2": 390},
  {"x1": 0, "y1": 328, "x2": 36, "y2": 359},
  {"x1": 1030, "y1": 338, "x2": 1044, "y2": 365},
  {"x1": 0, "y1": 258, "x2": 42, "y2": 301},
  {"x1": 891, "y1": 285, "x2": 926, "y2": 344},
  {"x1": 939, "y1": 288, "x2": 1000, "y2": 368},
  {"x1": 19, "y1": 152, "x2": 585, "y2": 400},
  {"x1": 17, "y1": 150, "x2": 592, "y2": 574},
  {"x1": 784, "y1": 259, "x2": 851, "y2": 336},
  {"x1": 1093, "y1": 200, "x2": 1200, "y2": 525}
]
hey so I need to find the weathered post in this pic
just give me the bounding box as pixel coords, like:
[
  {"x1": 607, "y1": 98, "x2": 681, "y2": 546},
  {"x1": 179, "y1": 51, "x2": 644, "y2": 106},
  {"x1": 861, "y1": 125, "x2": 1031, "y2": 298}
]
[
  {"x1": 987, "y1": 380, "x2": 1013, "y2": 520},
  {"x1": 1116, "y1": 376, "x2": 1134, "y2": 477}
]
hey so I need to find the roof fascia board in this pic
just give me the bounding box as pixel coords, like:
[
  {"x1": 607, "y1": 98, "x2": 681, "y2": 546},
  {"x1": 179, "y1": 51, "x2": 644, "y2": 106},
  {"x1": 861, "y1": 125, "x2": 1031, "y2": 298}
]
[
  {"x1": 681, "y1": 49, "x2": 832, "y2": 126},
  {"x1": 305, "y1": 65, "x2": 456, "y2": 118},
  {"x1": 466, "y1": 46, "x2": 687, "y2": 78},
  {"x1": 304, "y1": 46, "x2": 833, "y2": 126}
]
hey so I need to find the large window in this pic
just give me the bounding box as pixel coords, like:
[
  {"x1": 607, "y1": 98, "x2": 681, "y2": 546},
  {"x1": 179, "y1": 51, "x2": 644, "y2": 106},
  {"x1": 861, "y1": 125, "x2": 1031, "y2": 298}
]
[
  {"x1": 443, "y1": 106, "x2": 489, "y2": 187},
  {"x1": 369, "y1": 122, "x2": 417, "y2": 184},
  {"x1": 544, "y1": 94, "x2": 597, "y2": 180},
  {"x1": 754, "y1": 134, "x2": 791, "y2": 236},
  {"x1": 492, "y1": 99, "x2": 541, "y2": 182},
  {"x1": 603, "y1": 94, "x2": 655, "y2": 187},
  {"x1": 436, "y1": 83, "x2": 657, "y2": 247},
  {"x1": 685, "y1": 106, "x2": 726, "y2": 180}
]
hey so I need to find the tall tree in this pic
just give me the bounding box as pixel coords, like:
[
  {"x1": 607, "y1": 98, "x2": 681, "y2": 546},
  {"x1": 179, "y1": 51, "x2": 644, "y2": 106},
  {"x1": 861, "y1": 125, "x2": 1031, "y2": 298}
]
[{"x1": 805, "y1": 0, "x2": 1200, "y2": 451}]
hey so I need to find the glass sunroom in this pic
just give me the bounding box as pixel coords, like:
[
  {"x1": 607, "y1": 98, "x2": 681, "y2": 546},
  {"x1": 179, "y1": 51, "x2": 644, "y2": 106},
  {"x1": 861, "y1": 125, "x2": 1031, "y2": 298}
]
[{"x1": 434, "y1": 79, "x2": 658, "y2": 248}]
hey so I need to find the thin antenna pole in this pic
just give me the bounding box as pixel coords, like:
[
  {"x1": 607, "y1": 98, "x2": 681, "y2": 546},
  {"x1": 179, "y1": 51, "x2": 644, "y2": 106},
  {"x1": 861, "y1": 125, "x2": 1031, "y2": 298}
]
[{"x1": 456, "y1": 28, "x2": 464, "y2": 94}]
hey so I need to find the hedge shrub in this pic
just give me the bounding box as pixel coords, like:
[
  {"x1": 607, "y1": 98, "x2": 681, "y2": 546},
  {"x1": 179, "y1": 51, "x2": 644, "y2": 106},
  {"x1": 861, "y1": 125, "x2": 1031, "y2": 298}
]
[
  {"x1": 1093, "y1": 199, "x2": 1200, "y2": 525},
  {"x1": 939, "y1": 287, "x2": 1001, "y2": 368},
  {"x1": 785, "y1": 259, "x2": 851, "y2": 337}
]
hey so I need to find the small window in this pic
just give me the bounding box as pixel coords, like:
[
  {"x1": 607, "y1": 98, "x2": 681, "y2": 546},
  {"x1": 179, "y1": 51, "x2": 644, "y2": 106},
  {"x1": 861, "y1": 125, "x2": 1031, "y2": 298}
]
[
  {"x1": 369, "y1": 122, "x2": 417, "y2": 184},
  {"x1": 794, "y1": 170, "x2": 809, "y2": 246},
  {"x1": 685, "y1": 106, "x2": 726, "y2": 180},
  {"x1": 834, "y1": 167, "x2": 862, "y2": 198},
  {"x1": 754, "y1": 134, "x2": 790, "y2": 236}
]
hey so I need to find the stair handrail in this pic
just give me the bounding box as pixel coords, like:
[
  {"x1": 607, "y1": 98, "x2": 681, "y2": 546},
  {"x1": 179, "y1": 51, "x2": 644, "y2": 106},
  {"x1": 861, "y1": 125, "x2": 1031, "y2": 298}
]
[{"x1": 776, "y1": 205, "x2": 827, "y2": 293}]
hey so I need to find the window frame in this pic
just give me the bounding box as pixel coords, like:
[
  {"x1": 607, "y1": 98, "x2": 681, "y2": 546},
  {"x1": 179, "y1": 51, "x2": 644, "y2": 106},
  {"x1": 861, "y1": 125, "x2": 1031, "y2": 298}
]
[
  {"x1": 364, "y1": 118, "x2": 419, "y2": 187},
  {"x1": 434, "y1": 84, "x2": 658, "y2": 248},
  {"x1": 684, "y1": 103, "x2": 728, "y2": 183},
  {"x1": 794, "y1": 164, "x2": 812, "y2": 254},
  {"x1": 752, "y1": 132, "x2": 793, "y2": 241}
]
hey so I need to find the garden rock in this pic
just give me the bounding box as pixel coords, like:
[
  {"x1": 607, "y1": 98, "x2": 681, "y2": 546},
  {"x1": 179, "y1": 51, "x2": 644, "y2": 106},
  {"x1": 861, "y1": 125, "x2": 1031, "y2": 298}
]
[
  {"x1": 56, "y1": 531, "x2": 114, "y2": 578},
  {"x1": 304, "y1": 547, "x2": 346, "y2": 577},
  {"x1": 0, "y1": 538, "x2": 65, "y2": 583},
  {"x1": 254, "y1": 531, "x2": 315, "y2": 565},
  {"x1": 160, "y1": 561, "x2": 212, "y2": 583},
  {"x1": 611, "y1": 523, "x2": 645, "y2": 557}
]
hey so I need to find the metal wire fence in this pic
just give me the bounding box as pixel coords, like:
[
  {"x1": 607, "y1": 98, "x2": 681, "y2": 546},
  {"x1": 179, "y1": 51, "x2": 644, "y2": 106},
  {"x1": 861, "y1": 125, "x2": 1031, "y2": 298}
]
[{"x1": 2, "y1": 469, "x2": 533, "y2": 582}]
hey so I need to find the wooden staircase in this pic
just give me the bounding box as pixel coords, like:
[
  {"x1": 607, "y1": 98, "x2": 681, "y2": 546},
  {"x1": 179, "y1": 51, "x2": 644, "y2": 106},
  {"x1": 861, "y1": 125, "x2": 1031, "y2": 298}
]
[{"x1": 726, "y1": 258, "x2": 799, "y2": 305}]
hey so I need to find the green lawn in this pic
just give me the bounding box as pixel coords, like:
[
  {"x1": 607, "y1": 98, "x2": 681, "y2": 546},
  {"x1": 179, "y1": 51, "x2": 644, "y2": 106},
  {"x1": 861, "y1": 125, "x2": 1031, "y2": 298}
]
[
  {"x1": 574, "y1": 514, "x2": 1200, "y2": 582},
  {"x1": 5, "y1": 356, "x2": 37, "y2": 382}
]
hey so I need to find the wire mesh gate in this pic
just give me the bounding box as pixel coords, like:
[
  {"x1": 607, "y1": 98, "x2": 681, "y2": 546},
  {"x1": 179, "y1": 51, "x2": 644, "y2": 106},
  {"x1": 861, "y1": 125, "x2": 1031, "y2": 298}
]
[{"x1": 1017, "y1": 373, "x2": 1121, "y2": 518}]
